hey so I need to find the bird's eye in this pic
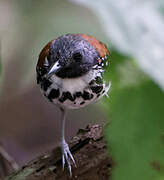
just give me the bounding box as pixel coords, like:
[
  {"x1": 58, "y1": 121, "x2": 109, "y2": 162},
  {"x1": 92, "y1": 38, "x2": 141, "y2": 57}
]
[
  {"x1": 55, "y1": 51, "x2": 60, "y2": 60},
  {"x1": 72, "y1": 52, "x2": 82, "y2": 61}
]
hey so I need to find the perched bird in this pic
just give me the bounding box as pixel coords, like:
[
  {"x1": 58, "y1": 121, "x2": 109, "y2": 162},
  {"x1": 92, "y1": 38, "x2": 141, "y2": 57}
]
[{"x1": 36, "y1": 34, "x2": 111, "y2": 175}]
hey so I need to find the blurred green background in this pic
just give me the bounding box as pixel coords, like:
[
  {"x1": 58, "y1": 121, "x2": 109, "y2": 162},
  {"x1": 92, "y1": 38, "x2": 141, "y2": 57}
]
[{"x1": 0, "y1": 0, "x2": 164, "y2": 179}]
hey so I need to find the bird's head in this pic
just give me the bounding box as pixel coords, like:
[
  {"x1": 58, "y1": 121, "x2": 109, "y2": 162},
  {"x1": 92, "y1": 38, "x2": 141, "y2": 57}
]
[{"x1": 37, "y1": 34, "x2": 110, "y2": 79}]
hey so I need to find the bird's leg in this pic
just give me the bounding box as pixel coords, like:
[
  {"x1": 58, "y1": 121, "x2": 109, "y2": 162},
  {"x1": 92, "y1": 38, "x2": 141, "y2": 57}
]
[{"x1": 60, "y1": 107, "x2": 76, "y2": 176}]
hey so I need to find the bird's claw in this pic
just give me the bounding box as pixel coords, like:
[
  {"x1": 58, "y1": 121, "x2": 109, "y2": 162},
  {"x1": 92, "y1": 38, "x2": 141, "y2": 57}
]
[
  {"x1": 62, "y1": 140, "x2": 76, "y2": 176},
  {"x1": 105, "y1": 81, "x2": 111, "y2": 98}
]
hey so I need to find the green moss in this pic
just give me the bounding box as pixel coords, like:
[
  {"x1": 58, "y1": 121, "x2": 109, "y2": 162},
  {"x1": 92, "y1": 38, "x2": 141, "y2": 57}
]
[{"x1": 4, "y1": 168, "x2": 35, "y2": 180}]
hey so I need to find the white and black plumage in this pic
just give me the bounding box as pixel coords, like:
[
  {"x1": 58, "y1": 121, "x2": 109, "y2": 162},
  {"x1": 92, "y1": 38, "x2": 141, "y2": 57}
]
[{"x1": 36, "y1": 34, "x2": 111, "y2": 176}]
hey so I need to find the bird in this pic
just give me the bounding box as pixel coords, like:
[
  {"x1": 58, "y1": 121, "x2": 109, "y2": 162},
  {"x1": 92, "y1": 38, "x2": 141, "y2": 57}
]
[{"x1": 36, "y1": 33, "x2": 111, "y2": 176}]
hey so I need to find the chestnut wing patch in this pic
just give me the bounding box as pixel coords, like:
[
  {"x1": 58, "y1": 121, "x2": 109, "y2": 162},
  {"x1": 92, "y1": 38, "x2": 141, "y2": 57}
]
[
  {"x1": 80, "y1": 34, "x2": 110, "y2": 58},
  {"x1": 37, "y1": 39, "x2": 55, "y2": 68}
]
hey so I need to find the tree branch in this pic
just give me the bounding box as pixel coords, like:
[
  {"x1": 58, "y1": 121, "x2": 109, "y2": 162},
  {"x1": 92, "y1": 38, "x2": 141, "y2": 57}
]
[{"x1": 4, "y1": 124, "x2": 113, "y2": 180}]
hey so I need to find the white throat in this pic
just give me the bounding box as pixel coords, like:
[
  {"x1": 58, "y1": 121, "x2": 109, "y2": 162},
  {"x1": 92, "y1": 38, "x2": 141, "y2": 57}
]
[{"x1": 50, "y1": 69, "x2": 101, "y2": 94}]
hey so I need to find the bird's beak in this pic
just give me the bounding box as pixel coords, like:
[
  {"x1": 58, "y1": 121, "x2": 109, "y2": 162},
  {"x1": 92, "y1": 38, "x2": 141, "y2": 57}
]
[{"x1": 47, "y1": 61, "x2": 61, "y2": 77}]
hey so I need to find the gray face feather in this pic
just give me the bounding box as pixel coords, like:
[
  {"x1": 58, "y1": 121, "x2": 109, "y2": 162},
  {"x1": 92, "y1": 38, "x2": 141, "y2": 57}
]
[{"x1": 47, "y1": 34, "x2": 100, "y2": 78}]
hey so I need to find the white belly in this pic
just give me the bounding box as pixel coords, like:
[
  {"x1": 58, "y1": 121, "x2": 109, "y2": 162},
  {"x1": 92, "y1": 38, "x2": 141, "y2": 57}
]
[{"x1": 42, "y1": 69, "x2": 111, "y2": 109}]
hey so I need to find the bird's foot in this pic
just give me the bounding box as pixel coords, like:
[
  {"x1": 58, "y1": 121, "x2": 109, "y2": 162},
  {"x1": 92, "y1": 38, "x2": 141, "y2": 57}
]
[{"x1": 61, "y1": 139, "x2": 76, "y2": 176}]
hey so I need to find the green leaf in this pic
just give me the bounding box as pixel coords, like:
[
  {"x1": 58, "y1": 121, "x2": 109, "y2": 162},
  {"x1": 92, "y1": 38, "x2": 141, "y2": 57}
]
[{"x1": 104, "y1": 50, "x2": 164, "y2": 180}]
